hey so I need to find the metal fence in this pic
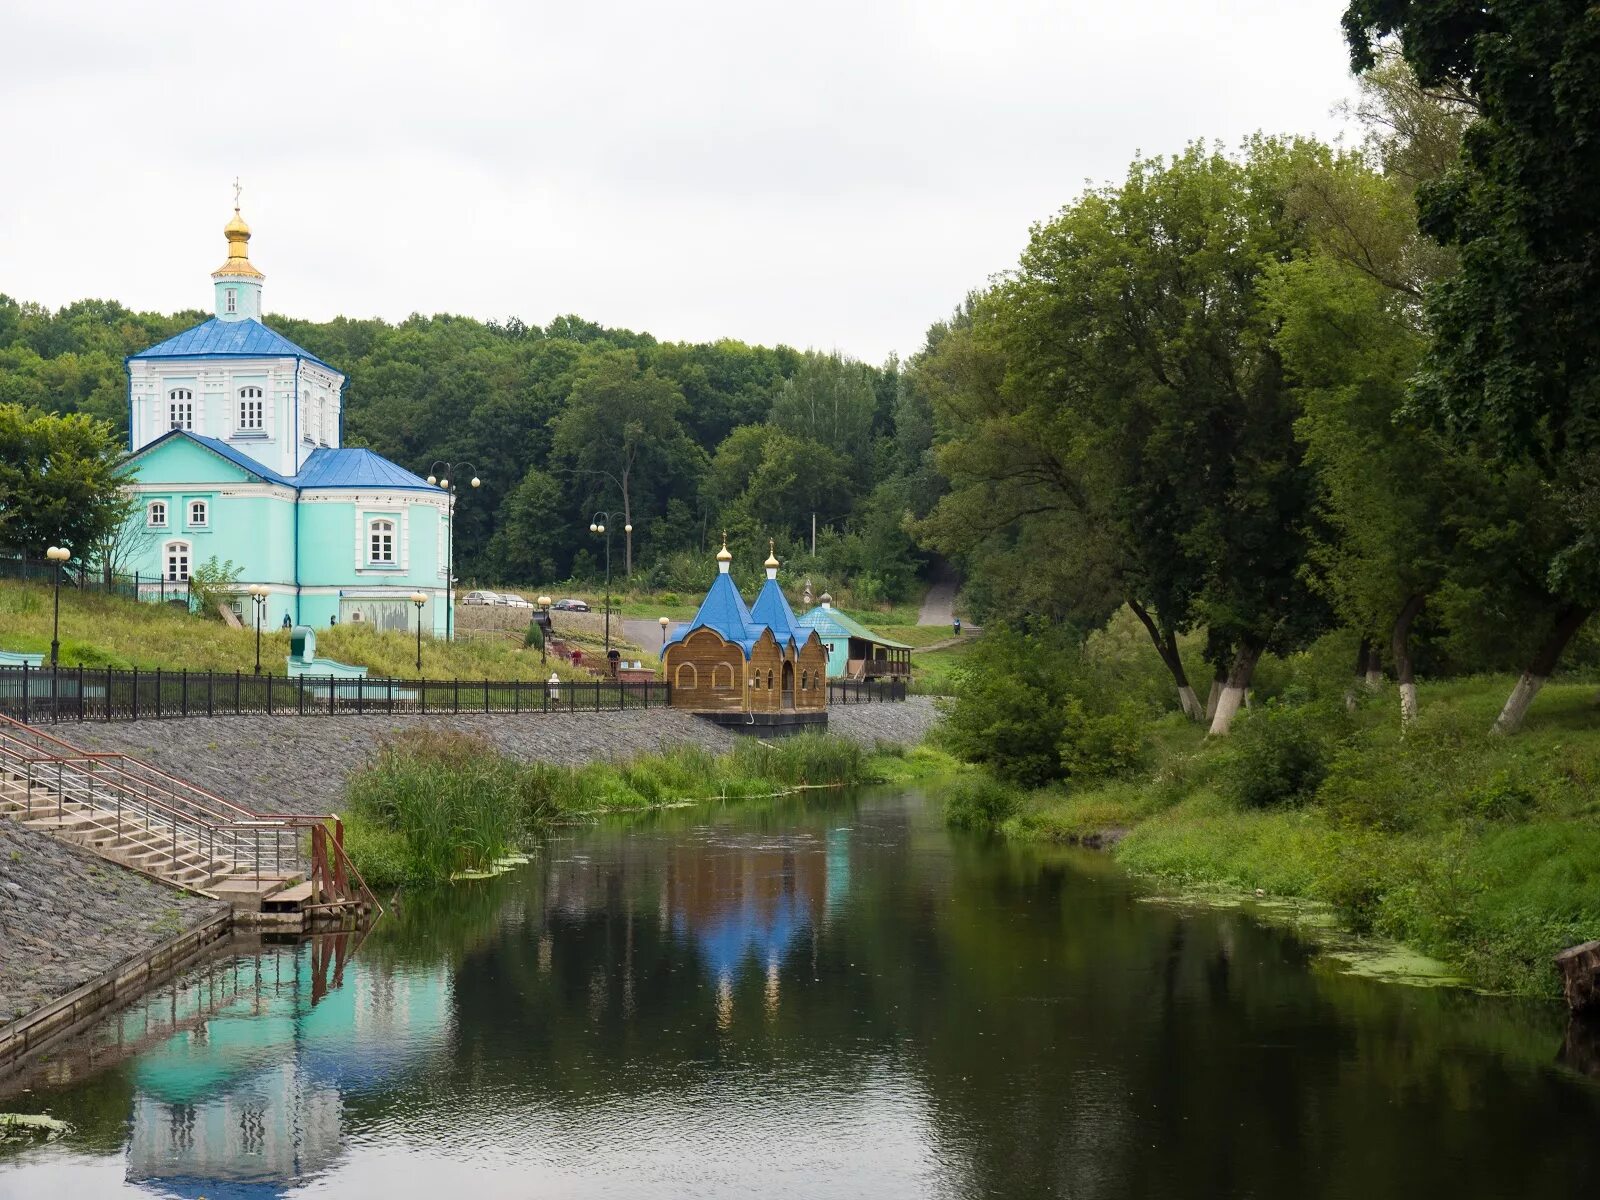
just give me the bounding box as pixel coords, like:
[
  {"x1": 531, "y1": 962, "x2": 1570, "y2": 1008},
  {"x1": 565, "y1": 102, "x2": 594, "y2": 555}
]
[
  {"x1": 0, "y1": 557, "x2": 194, "y2": 609},
  {"x1": 827, "y1": 680, "x2": 908, "y2": 703},
  {"x1": 0, "y1": 664, "x2": 671, "y2": 724}
]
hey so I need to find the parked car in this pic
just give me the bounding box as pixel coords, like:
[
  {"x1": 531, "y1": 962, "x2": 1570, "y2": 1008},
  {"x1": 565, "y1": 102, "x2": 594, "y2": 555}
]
[
  {"x1": 461, "y1": 590, "x2": 501, "y2": 606},
  {"x1": 552, "y1": 598, "x2": 590, "y2": 612},
  {"x1": 497, "y1": 592, "x2": 532, "y2": 608}
]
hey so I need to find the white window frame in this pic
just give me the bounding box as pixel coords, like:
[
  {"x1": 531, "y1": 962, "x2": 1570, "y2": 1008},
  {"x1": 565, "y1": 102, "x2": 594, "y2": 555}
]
[
  {"x1": 368, "y1": 518, "x2": 396, "y2": 566},
  {"x1": 226, "y1": 288, "x2": 237, "y2": 314},
  {"x1": 237, "y1": 386, "x2": 264, "y2": 433},
  {"x1": 188, "y1": 499, "x2": 208, "y2": 527},
  {"x1": 147, "y1": 500, "x2": 168, "y2": 528},
  {"x1": 168, "y1": 388, "x2": 194, "y2": 431},
  {"x1": 164, "y1": 540, "x2": 191, "y2": 582}
]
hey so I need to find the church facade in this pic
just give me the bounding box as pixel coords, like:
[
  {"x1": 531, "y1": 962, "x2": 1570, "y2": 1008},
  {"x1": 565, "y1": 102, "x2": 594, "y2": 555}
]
[{"x1": 120, "y1": 204, "x2": 450, "y2": 635}]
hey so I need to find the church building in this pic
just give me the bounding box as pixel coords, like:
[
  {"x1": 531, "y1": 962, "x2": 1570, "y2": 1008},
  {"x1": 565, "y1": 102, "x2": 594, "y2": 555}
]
[
  {"x1": 661, "y1": 539, "x2": 828, "y2": 727},
  {"x1": 119, "y1": 201, "x2": 450, "y2": 635}
]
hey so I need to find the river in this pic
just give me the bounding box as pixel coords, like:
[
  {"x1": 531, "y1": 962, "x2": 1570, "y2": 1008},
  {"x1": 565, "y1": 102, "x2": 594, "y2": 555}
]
[{"x1": 2, "y1": 786, "x2": 1597, "y2": 1198}]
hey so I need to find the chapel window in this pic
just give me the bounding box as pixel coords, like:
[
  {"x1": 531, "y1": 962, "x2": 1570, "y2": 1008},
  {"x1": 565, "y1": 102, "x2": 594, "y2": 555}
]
[
  {"x1": 369, "y1": 518, "x2": 396, "y2": 565},
  {"x1": 147, "y1": 500, "x2": 167, "y2": 527},
  {"x1": 189, "y1": 500, "x2": 208, "y2": 527},
  {"x1": 226, "y1": 288, "x2": 237, "y2": 314}
]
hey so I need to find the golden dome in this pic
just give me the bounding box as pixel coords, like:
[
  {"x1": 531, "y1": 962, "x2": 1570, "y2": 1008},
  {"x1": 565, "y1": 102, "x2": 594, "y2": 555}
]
[
  {"x1": 716, "y1": 531, "x2": 732, "y2": 563},
  {"x1": 214, "y1": 206, "x2": 265, "y2": 280},
  {"x1": 765, "y1": 539, "x2": 780, "y2": 569}
]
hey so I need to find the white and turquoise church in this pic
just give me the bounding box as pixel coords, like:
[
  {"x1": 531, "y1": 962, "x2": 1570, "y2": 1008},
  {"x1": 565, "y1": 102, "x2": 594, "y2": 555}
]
[{"x1": 121, "y1": 204, "x2": 450, "y2": 635}]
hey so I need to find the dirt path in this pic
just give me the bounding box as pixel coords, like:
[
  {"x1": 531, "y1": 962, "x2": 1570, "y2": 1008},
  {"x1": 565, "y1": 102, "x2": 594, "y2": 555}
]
[{"x1": 917, "y1": 579, "x2": 959, "y2": 627}]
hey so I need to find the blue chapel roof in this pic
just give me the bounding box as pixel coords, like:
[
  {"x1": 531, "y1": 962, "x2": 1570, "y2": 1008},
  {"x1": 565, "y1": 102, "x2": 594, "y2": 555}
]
[
  {"x1": 129, "y1": 317, "x2": 338, "y2": 373},
  {"x1": 750, "y1": 576, "x2": 806, "y2": 652},
  {"x1": 664, "y1": 570, "x2": 764, "y2": 658}
]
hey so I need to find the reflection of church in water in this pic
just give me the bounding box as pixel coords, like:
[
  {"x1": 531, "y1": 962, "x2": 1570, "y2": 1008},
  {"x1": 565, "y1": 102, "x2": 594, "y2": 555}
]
[{"x1": 116, "y1": 939, "x2": 452, "y2": 1198}]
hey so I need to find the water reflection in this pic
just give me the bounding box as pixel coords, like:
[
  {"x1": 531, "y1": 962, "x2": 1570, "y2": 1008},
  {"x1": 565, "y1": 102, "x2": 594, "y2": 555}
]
[{"x1": 2, "y1": 789, "x2": 1597, "y2": 1199}]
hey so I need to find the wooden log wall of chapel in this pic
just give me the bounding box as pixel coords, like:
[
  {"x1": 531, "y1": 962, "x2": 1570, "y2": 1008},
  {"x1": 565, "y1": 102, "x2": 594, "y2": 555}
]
[{"x1": 666, "y1": 628, "x2": 747, "y2": 711}]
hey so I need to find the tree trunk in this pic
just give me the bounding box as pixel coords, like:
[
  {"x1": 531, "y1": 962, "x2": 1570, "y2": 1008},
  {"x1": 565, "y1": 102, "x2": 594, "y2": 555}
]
[
  {"x1": 1346, "y1": 636, "x2": 1372, "y2": 712},
  {"x1": 1363, "y1": 640, "x2": 1383, "y2": 690},
  {"x1": 1205, "y1": 666, "x2": 1226, "y2": 722},
  {"x1": 620, "y1": 468, "x2": 634, "y2": 578},
  {"x1": 1492, "y1": 604, "x2": 1592, "y2": 735},
  {"x1": 1391, "y1": 593, "x2": 1426, "y2": 727},
  {"x1": 1129, "y1": 599, "x2": 1202, "y2": 721},
  {"x1": 1208, "y1": 641, "x2": 1263, "y2": 736}
]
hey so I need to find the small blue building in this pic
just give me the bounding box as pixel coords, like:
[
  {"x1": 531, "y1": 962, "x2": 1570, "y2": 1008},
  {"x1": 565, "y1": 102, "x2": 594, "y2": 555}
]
[{"x1": 119, "y1": 203, "x2": 452, "y2": 635}]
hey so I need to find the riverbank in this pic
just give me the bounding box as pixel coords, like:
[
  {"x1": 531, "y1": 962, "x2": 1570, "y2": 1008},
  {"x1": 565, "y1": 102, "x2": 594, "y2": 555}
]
[
  {"x1": 955, "y1": 677, "x2": 1600, "y2": 998},
  {"x1": 60, "y1": 698, "x2": 942, "y2": 816},
  {"x1": 0, "y1": 822, "x2": 224, "y2": 1022}
]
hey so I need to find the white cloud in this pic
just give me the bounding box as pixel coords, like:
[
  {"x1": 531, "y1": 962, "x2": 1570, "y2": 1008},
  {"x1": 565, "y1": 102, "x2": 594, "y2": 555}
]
[{"x1": 0, "y1": 0, "x2": 1359, "y2": 361}]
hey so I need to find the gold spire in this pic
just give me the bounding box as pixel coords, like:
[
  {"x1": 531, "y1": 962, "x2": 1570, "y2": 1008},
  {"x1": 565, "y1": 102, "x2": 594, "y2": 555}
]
[
  {"x1": 214, "y1": 182, "x2": 264, "y2": 280},
  {"x1": 716, "y1": 531, "x2": 732, "y2": 563},
  {"x1": 765, "y1": 539, "x2": 780, "y2": 569}
]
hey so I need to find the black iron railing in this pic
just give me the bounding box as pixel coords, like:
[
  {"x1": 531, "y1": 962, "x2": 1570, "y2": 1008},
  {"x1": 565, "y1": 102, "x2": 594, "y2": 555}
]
[
  {"x1": 0, "y1": 665, "x2": 670, "y2": 724},
  {"x1": 826, "y1": 680, "x2": 908, "y2": 704}
]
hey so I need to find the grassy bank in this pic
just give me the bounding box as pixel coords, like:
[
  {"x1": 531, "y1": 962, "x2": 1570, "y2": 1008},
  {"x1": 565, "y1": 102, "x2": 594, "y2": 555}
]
[
  {"x1": 954, "y1": 676, "x2": 1600, "y2": 997},
  {"x1": 0, "y1": 581, "x2": 610, "y2": 680},
  {"x1": 342, "y1": 731, "x2": 955, "y2": 887}
]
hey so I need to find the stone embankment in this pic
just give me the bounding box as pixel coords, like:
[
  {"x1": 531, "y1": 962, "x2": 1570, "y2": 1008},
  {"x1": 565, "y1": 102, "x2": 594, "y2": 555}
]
[
  {"x1": 0, "y1": 822, "x2": 224, "y2": 1022},
  {"x1": 64, "y1": 697, "x2": 943, "y2": 815}
]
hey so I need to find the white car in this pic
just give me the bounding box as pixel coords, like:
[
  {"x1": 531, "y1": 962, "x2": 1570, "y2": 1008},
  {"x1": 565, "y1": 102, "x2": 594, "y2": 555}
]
[
  {"x1": 497, "y1": 592, "x2": 533, "y2": 608},
  {"x1": 461, "y1": 590, "x2": 502, "y2": 606}
]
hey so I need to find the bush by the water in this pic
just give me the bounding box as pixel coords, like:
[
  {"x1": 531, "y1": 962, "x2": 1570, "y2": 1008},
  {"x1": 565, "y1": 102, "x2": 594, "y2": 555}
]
[
  {"x1": 1221, "y1": 700, "x2": 1337, "y2": 808},
  {"x1": 344, "y1": 731, "x2": 874, "y2": 886},
  {"x1": 943, "y1": 774, "x2": 1024, "y2": 830}
]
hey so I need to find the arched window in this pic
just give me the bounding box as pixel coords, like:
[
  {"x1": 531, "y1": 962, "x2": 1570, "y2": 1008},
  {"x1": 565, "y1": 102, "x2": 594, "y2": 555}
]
[
  {"x1": 767, "y1": 669, "x2": 774, "y2": 690},
  {"x1": 237, "y1": 386, "x2": 264, "y2": 432},
  {"x1": 168, "y1": 389, "x2": 193, "y2": 431},
  {"x1": 164, "y1": 540, "x2": 191, "y2": 582},
  {"x1": 675, "y1": 663, "x2": 698, "y2": 690},
  {"x1": 226, "y1": 288, "x2": 237, "y2": 314},
  {"x1": 368, "y1": 519, "x2": 396, "y2": 564},
  {"x1": 147, "y1": 500, "x2": 167, "y2": 528},
  {"x1": 188, "y1": 499, "x2": 208, "y2": 527},
  {"x1": 711, "y1": 663, "x2": 733, "y2": 688},
  {"x1": 800, "y1": 670, "x2": 808, "y2": 690}
]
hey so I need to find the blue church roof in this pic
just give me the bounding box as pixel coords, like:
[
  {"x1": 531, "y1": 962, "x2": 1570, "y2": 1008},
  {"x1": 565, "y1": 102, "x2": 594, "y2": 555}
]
[
  {"x1": 664, "y1": 570, "x2": 764, "y2": 658},
  {"x1": 127, "y1": 431, "x2": 438, "y2": 493},
  {"x1": 294, "y1": 447, "x2": 436, "y2": 490},
  {"x1": 129, "y1": 317, "x2": 337, "y2": 373},
  {"x1": 751, "y1": 576, "x2": 806, "y2": 651}
]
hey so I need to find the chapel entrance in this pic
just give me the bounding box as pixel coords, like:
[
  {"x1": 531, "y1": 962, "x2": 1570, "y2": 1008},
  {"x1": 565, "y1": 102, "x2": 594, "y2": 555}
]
[{"x1": 782, "y1": 661, "x2": 795, "y2": 709}]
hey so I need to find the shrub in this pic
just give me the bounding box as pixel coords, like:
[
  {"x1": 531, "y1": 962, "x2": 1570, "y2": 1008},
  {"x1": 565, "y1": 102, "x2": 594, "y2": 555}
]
[
  {"x1": 1222, "y1": 701, "x2": 1334, "y2": 809},
  {"x1": 943, "y1": 774, "x2": 1024, "y2": 831},
  {"x1": 1059, "y1": 699, "x2": 1146, "y2": 780}
]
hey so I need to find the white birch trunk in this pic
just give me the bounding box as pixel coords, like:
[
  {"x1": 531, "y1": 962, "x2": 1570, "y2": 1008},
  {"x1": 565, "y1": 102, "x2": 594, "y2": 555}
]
[
  {"x1": 1177, "y1": 684, "x2": 1203, "y2": 722},
  {"x1": 1399, "y1": 681, "x2": 1419, "y2": 727},
  {"x1": 1492, "y1": 673, "x2": 1546, "y2": 736},
  {"x1": 1364, "y1": 665, "x2": 1383, "y2": 690},
  {"x1": 1209, "y1": 685, "x2": 1248, "y2": 736}
]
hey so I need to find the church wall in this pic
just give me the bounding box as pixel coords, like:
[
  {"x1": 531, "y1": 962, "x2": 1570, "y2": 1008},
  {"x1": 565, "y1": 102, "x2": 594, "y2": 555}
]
[
  {"x1": 797, "y1": 637, "x2": 829, "y2": 711},
  {"x1": 666, "y1": 629, "x2": 746, "y2": 711},
  {"x1": 745, "y1": 633, "x2": 787, "y2": 714}
]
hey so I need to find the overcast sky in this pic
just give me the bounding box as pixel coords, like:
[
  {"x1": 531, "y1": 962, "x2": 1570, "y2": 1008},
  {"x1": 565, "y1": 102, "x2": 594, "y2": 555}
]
[{"x1": 1, "y1": 0, "x2": 1360, "y2": 363}]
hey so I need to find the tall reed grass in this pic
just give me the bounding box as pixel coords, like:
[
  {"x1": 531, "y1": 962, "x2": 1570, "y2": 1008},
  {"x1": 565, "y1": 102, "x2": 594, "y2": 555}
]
[{"x1": 344, "y1": 731, "x2": 873, "y2": 885}]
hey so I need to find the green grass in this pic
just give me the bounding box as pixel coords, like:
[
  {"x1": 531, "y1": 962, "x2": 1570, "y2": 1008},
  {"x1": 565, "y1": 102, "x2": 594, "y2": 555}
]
[
  {"x1": 342, "y1": 731, "x2": 889, "y2": 886},
  {"x1": 0, "y1": 581, "x2": 606, "y2": 680},
  {"x1": 962, "y1": 675, "x2": 1600, "y2": 997},
  {"x1": 911, "y1": 637, "x2": 980, "y2": 694}
]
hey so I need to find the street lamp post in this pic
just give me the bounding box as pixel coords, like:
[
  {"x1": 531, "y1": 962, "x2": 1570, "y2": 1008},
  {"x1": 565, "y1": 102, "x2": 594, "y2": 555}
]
[
  {"x1": 248, "y1": 584, "x2": 270, "y2": 674},
  {"x1": 658, "y1": 615, "x2": 670, "y2": 648},
  {"x1": 426, "y1": 461, "x2": 482, "y2": 643},
  {"x1": 411, "y1": 592, "x2": 428, "y2": 672},
  {"x1": 46, "y1": 546, "x2": 70, "y2": 668},
  {"x1": 588, "y1": 514, "x2": 631, "y2": 654},
  {"x1": 537, "y1": 595, "x2": 552, "y2": 664}
]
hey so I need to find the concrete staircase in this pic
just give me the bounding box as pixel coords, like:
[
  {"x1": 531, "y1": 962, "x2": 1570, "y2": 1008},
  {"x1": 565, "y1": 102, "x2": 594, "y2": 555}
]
[{"x1": 0, "y1": 716, "x2": 375, "y2": 927}]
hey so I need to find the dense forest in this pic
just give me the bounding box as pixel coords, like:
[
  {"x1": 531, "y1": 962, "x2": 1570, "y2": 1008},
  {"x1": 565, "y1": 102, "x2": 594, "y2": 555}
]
[
  {"x1": 5, "y1": 1, "x2": 1598, "y2": 742},
  {"x1": 0, "y1": 299, "x2": 941, "y2": 602}
]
